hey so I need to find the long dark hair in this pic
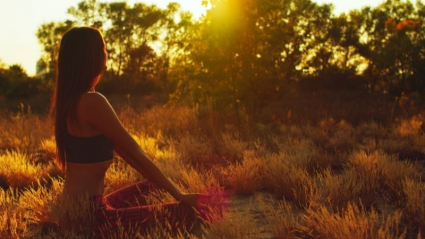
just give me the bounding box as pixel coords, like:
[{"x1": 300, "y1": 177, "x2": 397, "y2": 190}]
[{"x1": 50, "y1": 27, "x2": 106, "y2": 170}]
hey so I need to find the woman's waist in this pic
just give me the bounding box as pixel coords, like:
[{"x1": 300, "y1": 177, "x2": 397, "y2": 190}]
[{"x1": 64, "y1": 175, "x2": 106, "y2": 198}]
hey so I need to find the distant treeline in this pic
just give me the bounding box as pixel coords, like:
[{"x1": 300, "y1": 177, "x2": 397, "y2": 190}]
[{"x1": 1, "y1": 0, "x2": 424, "y2": 113}]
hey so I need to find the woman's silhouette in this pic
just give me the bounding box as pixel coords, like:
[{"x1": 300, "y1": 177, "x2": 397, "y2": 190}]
[{"x1": 51, "y1": 26, "x2": 208, "y2": 237}]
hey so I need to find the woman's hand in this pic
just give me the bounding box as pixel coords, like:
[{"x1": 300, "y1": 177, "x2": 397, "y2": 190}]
[{"x1": 179, "y1": 193, "x2": 200, "y2": 207}]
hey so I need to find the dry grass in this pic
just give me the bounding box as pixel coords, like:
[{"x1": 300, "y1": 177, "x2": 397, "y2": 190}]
[
  {"x1": 0, "y1": 188, "x2": 28, "y2": 239},
  {"x1": 403, "y1": 178, "x2": 425, "y2": 230},
  {"x1": 131, "y1": 133, "x2": 159, "y2": 160},
  {"x1": 327, "y1": 120, "x2": 357, "y2": 153},
  {"x1": 263, "y1": 153, "x2": 319, "y2": 208},
  {"x1": 201, "y1": 202, "x2": 261, "y2": 239},
  {"x1": 104, "y1": 159, "x2": 144, "y2": 194},
  {"x1": 318, "y1": 150, "x2": 420, "y2": 210},
  {"x1": 37, "y1": 137, "x2": 56, "y2": 164},
  {"x1": 176, "y1": 134, "x2": 216, "y2": 165},
  {"x1": 220, "y1": 157, "x2": 263, "y2": 195},
  {"x1": 300, "y1": 203, "x2": 407, "y2": 239},
  {"x1": 218, "y1": 132, "x2": 248, "y2": 162},
  {"x1": 0, "y1": 150, "x2": 44, "y2": 188},
  {"x1": 1, "y1": 103, "x2": 425, "y2": 238},
  {"x1": 397, "y1": 117, "x2": 423, "y2": 138},
  {"x1": 0, "y1": 110, "x2": 52, "y2": 152},
  {"x1": 257, "y1": 196, "x2": 298, "y2": 239},
  {"x1": 347, "y1": 151, "x2": 420, "y2": 206},
  {"x1": 319, "y1": 168, "x2": 359, "y2": 210}
]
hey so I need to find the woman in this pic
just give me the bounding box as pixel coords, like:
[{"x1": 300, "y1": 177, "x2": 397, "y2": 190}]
[{"x1": 51, "y1": 27, "x2": 207, "y2": 237}]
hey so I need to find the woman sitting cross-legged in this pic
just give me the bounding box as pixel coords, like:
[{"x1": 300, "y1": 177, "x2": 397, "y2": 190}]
[{"x1": 51, "y1": 26, "x2": 224, "y2": 238}]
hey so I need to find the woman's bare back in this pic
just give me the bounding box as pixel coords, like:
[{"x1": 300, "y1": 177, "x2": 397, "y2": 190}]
[{"x1": 64, "y1": 92, "x2": 112, "y2": 197}]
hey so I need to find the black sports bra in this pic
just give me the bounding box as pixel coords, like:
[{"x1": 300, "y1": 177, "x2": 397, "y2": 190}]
[{"x1": 64, "y1": 131, "x2": 114, "y2": 163}]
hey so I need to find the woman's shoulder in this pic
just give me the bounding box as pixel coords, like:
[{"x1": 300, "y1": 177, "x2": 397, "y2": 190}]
[
  {"x1": 80, "y1": 91, "x2": 109, "y2": 106},
  {"x1": 78, "y1": 91, "x2": 113, "y2": 117}
]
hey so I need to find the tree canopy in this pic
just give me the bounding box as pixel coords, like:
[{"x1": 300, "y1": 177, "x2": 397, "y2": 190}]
[{"x1": 2, "y1": 0, "x2": 424, "y2": 114}]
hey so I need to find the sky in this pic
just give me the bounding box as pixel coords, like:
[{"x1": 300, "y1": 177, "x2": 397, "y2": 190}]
[{"x1": 0, "y1": 0, "x2": 385, "y2": 76}]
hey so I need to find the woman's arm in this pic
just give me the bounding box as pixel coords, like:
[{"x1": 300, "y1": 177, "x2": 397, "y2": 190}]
[
  {"x1": 113, "y1": 145, "x2": 180, "y2": 197},
  {"x1": 79, "y1": 92, "x2": 196, "y2": 203}
]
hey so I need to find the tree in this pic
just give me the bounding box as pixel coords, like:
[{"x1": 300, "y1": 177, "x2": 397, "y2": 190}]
[
  {"x1": 103, "y1": 2, "x2": 165, "y2": 77},
  {"x1": 173, "y1": 0, "x2": 338, "y2": 112},
  {"x1": 67, "y1": 0, "x2": 108, "y2": 28},
  {"x1": 352, "y1": 0, "x2": 424, "y2": 94},
  {"x1": 36, "y1": 21, "x2": 74, "y2": 80}
]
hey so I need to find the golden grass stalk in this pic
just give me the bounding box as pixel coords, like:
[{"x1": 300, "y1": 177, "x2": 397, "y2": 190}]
[
  {"x1": 300, "y1": 203, "x2": 406, "y2": 239},
  {"x1": 219, "y1": 132, "x2": 248, "y2": 162},
  {"x1": 0, "y1": 112, "x2": 52, "y2": 151},
  {"x1": 177, "y1": 167, "x2": 220, "y2": 195},
  {"x1": 347, "y1": 150, "x2": 419, "y2": 206},
  {"x1": 18, "y1": 177, "x2": 64, "y2": 234},
  {"x1": 319, "y1": 167, "x2": 380, "y2": 210},
  {"x1": 273, "y1": 137, "x2": 337, "y2": 173},
  {"x1": 126, "y1": 105, "x2": 196, "y2": 137},
  {"x1": 176, "y1": 134, "x2": 215, "y2": 164},
  {"x1": 0, "y1": 187, "x2": 29, "y2": 238},
  {"x1": 319, "y1": 168, "x2": 357, "y2": 210},
  {"x1": 37, "y1": 137, "x2": 56, "y2": 164},
  {"x1": 33, "y1": 230, "x2": 91, "y2": 239},
  {"x1": 403, "y1": 178, "x2": 425, "y2": 229},
  {"x1": 263, "y1": 153, "x2": 319, "y2": 208},
  {"x1": 104, "y1": 159, "x2": 144, "y2": 194},
  {"x1": 154, "y1": 152, "x2": 187, "y2": 183},
  {"x1": 131, "y1": 134, "x2": 158, "y2": 160},
  {"x1": 327, "y1": 120, "x2": 356, "y2": 153},
  {"x1": 201, "y1": 203, "x2": 262, "y2": 239},
  {"x1": 397, "y1": 118, "x2": 423, "y2": 138},
  {"x1": 257, "y1": 196, "x2": 298, "y2": 239},
  {"x1": 96, "y1": 219, "x2": 145, "y2": 239},
  {"x1": 0, "y1": 150, "x2": 43, "y2": 188},
  {"x1": 347, "y1": 151, "x2": 382, "y2": 190},
  {"x1": 356, "y1": 121, "x2": 385, "y2": 139},
  {"x1": 220, "y1": 157, "x2": 263, "y2": 195}
]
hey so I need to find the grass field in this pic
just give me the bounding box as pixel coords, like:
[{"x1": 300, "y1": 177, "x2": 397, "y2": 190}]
[{"x1": 0, "y1": 93, "x2": 425, "y2": 238}]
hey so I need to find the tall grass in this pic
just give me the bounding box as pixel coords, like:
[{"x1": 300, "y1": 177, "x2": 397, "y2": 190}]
[
  {"x1": 263, "y1": 153, "x2": 319, "y2": 208},
  {"x1": 403, "y1": 178, "x2": 425, "y2": 230},
  {"x1": 201, "y1": 203, "x2": 262, "y2": 239},
  {"x1": 0, "y1": 188, "x2": 28, "y2": 239},
  {"x1": 104, "y1": 159, "x2": 143, "y2": 194},
  {"x1": 300, "y1": 203, "x2": 406, "y2": 239},
  {"x1": 0, "y1": 150, "x2": 44, "y2": 188},
  {"x1": 257, "y1": 196, "x2": 298, "y2": 239},
  {"x1": 220, "y1": 157, "x2": 263, "y2": 195},
  {"x1": 0, "y1": 102, "x2": 424, "y2": 238}
]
